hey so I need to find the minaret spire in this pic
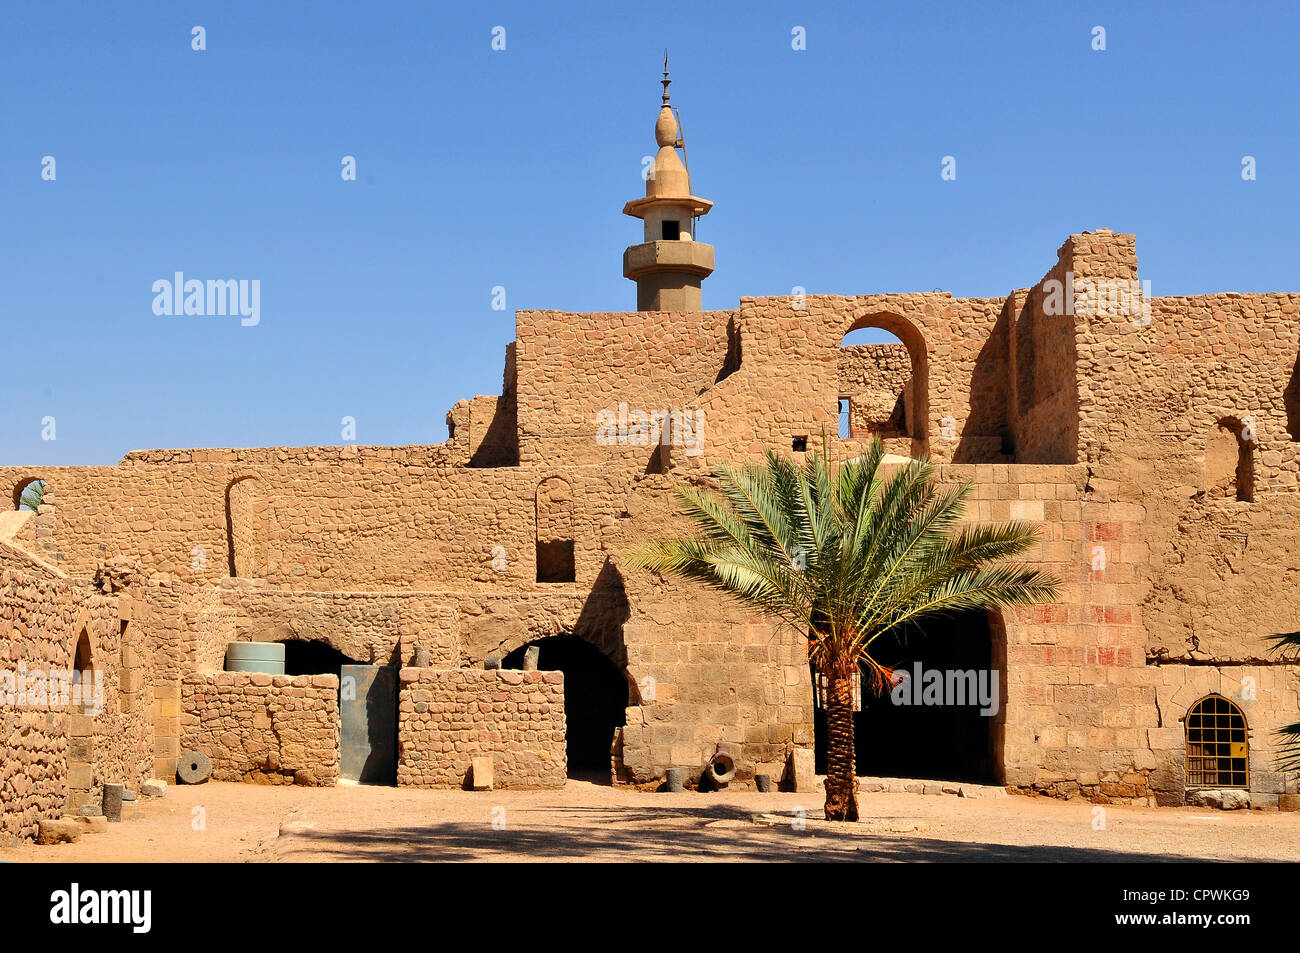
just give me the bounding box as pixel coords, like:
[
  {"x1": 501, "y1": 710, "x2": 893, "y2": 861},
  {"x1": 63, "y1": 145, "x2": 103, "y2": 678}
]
[{"x1": 621, "y1": 58, "x2": 715, "y2": 312}]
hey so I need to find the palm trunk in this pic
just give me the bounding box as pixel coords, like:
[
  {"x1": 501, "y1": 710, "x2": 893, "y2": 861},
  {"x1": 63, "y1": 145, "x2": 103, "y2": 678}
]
[{"x1": 822, "y1": 671, "x2": 859, "y2": 821}]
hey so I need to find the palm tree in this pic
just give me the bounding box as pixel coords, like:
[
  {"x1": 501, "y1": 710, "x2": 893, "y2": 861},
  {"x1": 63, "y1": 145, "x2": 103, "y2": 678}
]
[
  {"x1": 17, "y1": 480, "x2": 45, "y2": 513},
  {"x1": 627, "y1": 438, "x2": 1060, "y2": 822},
  {"x1": 1268, "y1": 632, "x2": 1300, "y2": 771}
]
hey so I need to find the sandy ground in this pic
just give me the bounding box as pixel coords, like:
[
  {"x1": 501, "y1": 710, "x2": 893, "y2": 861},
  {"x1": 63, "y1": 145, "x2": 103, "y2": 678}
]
[{"x1": 4, "y1": 779, "x2": 1299, "y2": 862}]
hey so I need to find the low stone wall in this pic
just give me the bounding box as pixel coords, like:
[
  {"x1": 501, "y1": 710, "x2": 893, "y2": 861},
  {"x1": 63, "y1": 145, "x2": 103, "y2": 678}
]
[
  {"x1": 397, "y1": 668, "x2": 566, "y2": 789},
  {"x1": 179, "y1": 672, "x2": 339, "y2": 785}
]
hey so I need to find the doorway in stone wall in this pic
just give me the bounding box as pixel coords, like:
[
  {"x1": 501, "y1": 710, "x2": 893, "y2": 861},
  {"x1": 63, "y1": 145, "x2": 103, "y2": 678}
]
[
  {"x1": 813, "y1": 608, "x2": 1003, "y2": 784},
  {"x1": 504, "y1": 635, "x2": 628, "y2": 782},
  {"x1": 278, "y1": 639, "x2": 397, "y2": 785},
  {"x1": 64, "y1": 627, "x2": 97, "y2": 813}
]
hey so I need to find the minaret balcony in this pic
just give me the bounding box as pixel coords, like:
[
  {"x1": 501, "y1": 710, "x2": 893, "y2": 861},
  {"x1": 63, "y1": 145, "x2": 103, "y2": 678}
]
[{"x1": 623, "y1": 240, "x2": 715, "y2": 280}]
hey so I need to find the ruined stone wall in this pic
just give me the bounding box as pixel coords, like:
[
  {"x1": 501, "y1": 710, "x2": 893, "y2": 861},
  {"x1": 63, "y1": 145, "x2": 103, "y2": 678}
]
[
  {"x1": 1007, "y1": 245, "x2": 1080, "y2": 464},
  {"x1": 179, "y1": 671, "x2": 339, "y2": 785},
  {"x1": 837, "y1": 344, "x2": 911, "y2": 444},
  {"x1": 682, "y1": 293, "x2": 1010, "y2": 468},
  {"x1": 0, "y1": 463, "x2": 631, "y2": 592},
  {"x1": 0, "y1": 562, "x2": 151, "y2": 839},
  {"x1": 514, "y1": 308, "x2": 738, "y2": 467},
  {"x1": 396, "y1": 668, "x2": 565, "y2": 788}
]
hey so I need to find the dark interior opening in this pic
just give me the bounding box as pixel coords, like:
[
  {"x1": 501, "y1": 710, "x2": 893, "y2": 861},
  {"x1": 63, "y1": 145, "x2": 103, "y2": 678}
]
[
  {"x1": 536, "y1": 539, "x2": 576, "y2": 583},
  {"x1": 504, "y1": 634, "x2": 627, "y2": 781},
  {"x1": 281, "y1": 639, "x2": 365, "y2": 677},
  {"x1": 661, "y1": 219, "x2": 680, "y2": 240},
  {"x1": 792, "y1": 436, "x2": 808, "y2": 452},
  {"x1": 814, "y1": 609, "x2": 999, "y2": 784}
]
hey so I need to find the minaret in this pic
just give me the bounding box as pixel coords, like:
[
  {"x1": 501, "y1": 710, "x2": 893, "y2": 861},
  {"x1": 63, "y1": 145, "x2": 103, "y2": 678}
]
[{"x1": 622, "y1": 56, "x2": 714, "y2": 311}]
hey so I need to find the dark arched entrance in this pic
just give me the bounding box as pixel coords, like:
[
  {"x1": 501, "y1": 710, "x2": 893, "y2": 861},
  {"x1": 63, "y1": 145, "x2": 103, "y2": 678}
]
[
  {"x1": 504, "y1": 635, "x2": 628, "y2": 782},
  {"x1": 814, "y1": 609, "x2": 1001, "y2": 784},
  {"x1": 280, "y1": 639, "x2": 364, "y2": 677}
]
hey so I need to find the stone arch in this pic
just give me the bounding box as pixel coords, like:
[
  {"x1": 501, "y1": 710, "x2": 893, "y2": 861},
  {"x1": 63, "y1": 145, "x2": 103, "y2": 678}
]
[
  {"x1": 1204, "y1": 417, "x2": 1254, "y2": 502},
  {"x1": 63, "y1": 621, "x2": 98, "y2": 812},
  {"x1": 503, "y1": 634, "x2": 629, "y2": 779},
  {"x1": 1183, "y1": 693, "x2": 1249, "y2": 789},
  {"x1": 225, "y1": 476, "x2": 267, "y2": 578},
  {"x1": 13, "y1": 477, "x2": 46, "y2": 511},
  {"x1": 841, "y1": 311, "x2": 929, "y2": 457},
  {"x1": 535, "y1": 476, "x2": 575, "y2": 583}
]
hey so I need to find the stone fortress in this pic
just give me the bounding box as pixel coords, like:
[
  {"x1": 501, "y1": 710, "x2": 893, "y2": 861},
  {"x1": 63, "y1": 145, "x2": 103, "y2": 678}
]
[{"x1": 3, "y1": 66, "x2": 1299, "y2": 842}]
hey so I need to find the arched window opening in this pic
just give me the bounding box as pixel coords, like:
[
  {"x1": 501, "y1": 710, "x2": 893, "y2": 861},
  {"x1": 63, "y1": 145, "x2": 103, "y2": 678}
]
[
  {"x1": 837, "y1": 314, "x2": 928, "y2": 458},
  {"x1": 71, "y1": 628, "x2": 97, "y2": 716},
  {"x1": 839, "y1": 328, "x2": 909, "y2": 442},
  {"x1": 14, "y1": 478, "x2": 46, "y2": 512},
  {"x1": 1185, "y1": 694, "x2": 1249, "y2": 789},
  {"x1": 536, "y1": 477, "x2": 575, "y2": 583}
]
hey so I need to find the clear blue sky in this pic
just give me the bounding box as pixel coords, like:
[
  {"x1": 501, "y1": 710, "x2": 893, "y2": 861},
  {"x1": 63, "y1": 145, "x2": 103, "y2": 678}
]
[{"x1": 3, "y1": 1, "x2": 1297, "y2": 464}]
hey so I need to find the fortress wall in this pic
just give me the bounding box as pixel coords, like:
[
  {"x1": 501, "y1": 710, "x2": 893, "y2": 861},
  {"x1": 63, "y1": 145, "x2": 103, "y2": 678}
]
[
  {"x1": 0, "y1": 463, "x2": 631, "y2": 592},
  {"x1": 514, "y1": 308, "x2": 738, "y2": 466},
  {"x1": 214, "y1": 589, "x2": 460, "y2": 670},
  {"x1": 1008, "y1": 251, "x2": 1080, "y2": 464}
]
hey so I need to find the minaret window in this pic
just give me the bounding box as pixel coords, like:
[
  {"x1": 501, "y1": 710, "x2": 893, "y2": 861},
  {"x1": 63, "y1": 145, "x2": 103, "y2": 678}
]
[{"x1": 661, "y1": 220, "x2": 681, "y2": 240}]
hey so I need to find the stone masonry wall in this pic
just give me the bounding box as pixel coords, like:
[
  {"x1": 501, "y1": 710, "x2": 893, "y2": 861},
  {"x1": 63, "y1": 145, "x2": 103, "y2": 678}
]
[
  {"x1": 180, "y1": 671, "x2": 339, "y2": 785},
  {"x1": 396, "y1": 668, "x2": 565, "y2": 789},
  {"x1": 0, "y1": 463, "x2": 631, "y2": 592},
  {"x1": 0, "y1": 560, "x2": 150, "y2": 839}
]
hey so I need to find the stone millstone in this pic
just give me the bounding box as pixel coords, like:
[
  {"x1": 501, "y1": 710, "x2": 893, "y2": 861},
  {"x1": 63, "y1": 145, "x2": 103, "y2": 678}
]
[{"x1": 177, "y1": 750, "x2": 213, "y2": 785}]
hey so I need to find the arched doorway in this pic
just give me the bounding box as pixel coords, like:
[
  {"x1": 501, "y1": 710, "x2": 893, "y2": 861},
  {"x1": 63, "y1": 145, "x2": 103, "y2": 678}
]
[
  {"x1": 504, "y1": 635, "x2": 628, "y2": 782},
  {"x1": 64, "y1": 627, "x2": 97, "y2": 813},
  {"x1": 813, "y1": 608, "x2": 1002, "y2": 784},
  {"x1": 838, "y1": 313, "x2": 929, "y2": 458}
]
